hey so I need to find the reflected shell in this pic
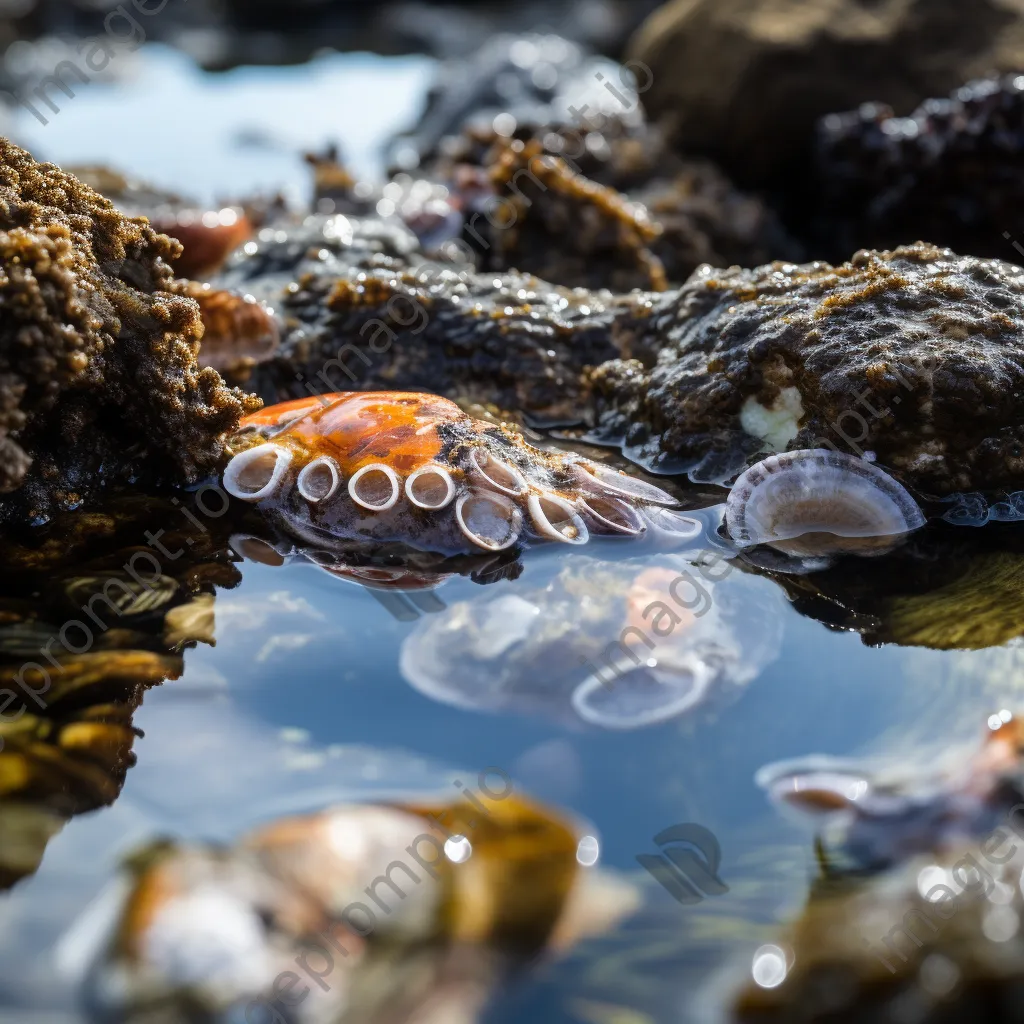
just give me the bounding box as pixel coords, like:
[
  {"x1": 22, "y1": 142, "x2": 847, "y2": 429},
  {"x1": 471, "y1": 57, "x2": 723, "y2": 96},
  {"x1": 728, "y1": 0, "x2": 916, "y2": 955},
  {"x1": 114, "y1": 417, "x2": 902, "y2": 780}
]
[{"x1": 726, "y1": 449, "x2": 925, "y2": 557}]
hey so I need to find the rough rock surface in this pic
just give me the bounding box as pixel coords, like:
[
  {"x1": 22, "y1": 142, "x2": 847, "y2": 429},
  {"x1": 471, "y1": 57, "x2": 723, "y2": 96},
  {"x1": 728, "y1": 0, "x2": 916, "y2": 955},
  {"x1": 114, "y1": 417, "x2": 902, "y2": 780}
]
[
  {"x1": 453, "y1": 134, "x2": 799, "y2": 291},
  {"x1": 389, "y1": 35, "x2": 798, "y2": 290},
  {"x1": 817, "y1": 72, "x2": 1024, "y2": 260},
  {"x1": 211, "y1": 213, "x2": 637, "y2": 424},
  {"x1": 587, "y1": 242, "x2": 1024, "y2": 495},
  {"x1": 0, "y1": 139, "x2": 258, "y2": 523},
  {"x1": 386, "y1": 32, "x2": 649, "y2": 174},
  {"x1": 629, "y1": 0, "x2": 1024, "y2": 189}
]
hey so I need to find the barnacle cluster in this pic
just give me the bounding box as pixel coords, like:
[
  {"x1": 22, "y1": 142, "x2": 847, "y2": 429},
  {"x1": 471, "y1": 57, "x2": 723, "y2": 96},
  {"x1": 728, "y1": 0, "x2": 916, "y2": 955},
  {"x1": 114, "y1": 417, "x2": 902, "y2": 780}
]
[{"x1": 0, "y1": 139, "x2": 259, "y2": 523}]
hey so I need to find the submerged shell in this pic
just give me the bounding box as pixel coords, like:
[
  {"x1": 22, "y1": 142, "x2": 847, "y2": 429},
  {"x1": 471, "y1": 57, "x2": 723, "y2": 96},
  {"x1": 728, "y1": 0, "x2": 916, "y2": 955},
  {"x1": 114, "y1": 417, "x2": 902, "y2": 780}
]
[
  {"x1": 726, "y1": 449, "x2": 925, "y2": 557},
  {"x1": 755, "y1": 714, "x2": 1024, "y2": 875},
  {"x1": 79, "y1": 792, "x2": 637, "y2": 1022},
  {"x1": 399, "y1": 553, "x2": 784, "y2": 729}
]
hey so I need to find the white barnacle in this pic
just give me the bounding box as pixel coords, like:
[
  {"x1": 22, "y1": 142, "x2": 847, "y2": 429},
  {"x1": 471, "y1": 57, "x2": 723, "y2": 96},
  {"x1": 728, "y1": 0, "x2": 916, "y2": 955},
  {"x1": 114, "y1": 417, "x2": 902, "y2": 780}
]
[
  {"x1": 296, "y1": 456, "x2": 342, "y2": 503},
  {"x1": 348, "y1": 463, "x2": 401, "y2": 512},
  {"x1": 572, "y1": 459, "x2": 679, "y2": 507},
  {"x1": 467, "y1": 448, "x2": 529, "y2": 497},
  {"x1": 456, "y1": 490, "x2": 522, "y2": 551},
  {"x1": 725, "y1": 449, "x2": 925, "y2": 557},
  {"x1": 222, "y1": 444, "x2": 293, "y2": 502},
  {"x1": 528, "y1": 491, "x2": 589, "y2": 545},
  {"x1": 405, "y1": 464, "x2": 456, "y2": 510},
  {"x1": 578, "y1": 495, "x2": 647, "y2": 536}
]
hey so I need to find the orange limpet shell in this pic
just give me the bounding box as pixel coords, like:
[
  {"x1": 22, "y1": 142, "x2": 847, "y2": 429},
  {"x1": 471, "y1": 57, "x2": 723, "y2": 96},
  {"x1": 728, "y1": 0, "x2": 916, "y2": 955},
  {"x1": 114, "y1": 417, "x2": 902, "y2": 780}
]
[{"x1": 239, "y1": 391, "x2": 466, "y2": 475}]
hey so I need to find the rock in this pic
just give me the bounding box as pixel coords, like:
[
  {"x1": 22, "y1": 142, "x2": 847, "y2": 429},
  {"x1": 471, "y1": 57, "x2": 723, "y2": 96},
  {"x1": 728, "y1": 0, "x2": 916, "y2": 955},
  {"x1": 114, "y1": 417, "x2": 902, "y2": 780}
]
[
  {"x1": 0, "y1": 140, "x2": 259, "y2": 524},
  {"x1": 450, "y1": 133, "x2": 799, "y2": 291},
  {"x1": 587, "y1": 242, "x2": 1024, "y2": 495},
  {"x1": 817, "y1": 72, "x2": 1024, "y2": 261},
  {"x1": 388, "y1": 34, "x2": 799, "y2": 290},
  {"x1": 209, "y1": 212, "x2": 634, "y2": 424},
  {"x1": 0, "y1": 493, "x2": 242, "y2": 888},
  {"x1": 629, "y1": 0, "x2": 1024, "y2": 189},
  {"x1": 386, "y1": 33, "x2": 647, "y2": 174}
]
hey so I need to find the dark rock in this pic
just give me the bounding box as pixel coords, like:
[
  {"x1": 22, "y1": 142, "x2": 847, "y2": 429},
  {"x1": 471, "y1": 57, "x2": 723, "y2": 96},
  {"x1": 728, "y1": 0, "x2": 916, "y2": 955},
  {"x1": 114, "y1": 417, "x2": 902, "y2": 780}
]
[
  {"x1": 586, "y1": 242, "x2": 1024, "y2": 495},
  {"x1": 449, "y1": 133, "x2": 799, "y2": 291},
  {"x1": 817, "y1": 73, "x2": 1024, "y2": 261},
  {"x1": 210, "y1": 212, "x2": 637, "y2": 424},
  {"x1": 629, "y1": 0, "x2": 1024, "y2": 190},
  {"x1": 386, "y1": 32, "x2": 647, "y2": 174}
]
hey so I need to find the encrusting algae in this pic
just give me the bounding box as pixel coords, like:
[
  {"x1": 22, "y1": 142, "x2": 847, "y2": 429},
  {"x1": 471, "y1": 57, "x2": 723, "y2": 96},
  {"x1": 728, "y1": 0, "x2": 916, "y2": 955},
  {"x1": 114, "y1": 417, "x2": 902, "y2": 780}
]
[
  {"x1": 0, "y1": 138, "x2": 259, "y2": 523},
  {"x1": 588, "y1": 243, "x2": 1024, "y2": 493}
]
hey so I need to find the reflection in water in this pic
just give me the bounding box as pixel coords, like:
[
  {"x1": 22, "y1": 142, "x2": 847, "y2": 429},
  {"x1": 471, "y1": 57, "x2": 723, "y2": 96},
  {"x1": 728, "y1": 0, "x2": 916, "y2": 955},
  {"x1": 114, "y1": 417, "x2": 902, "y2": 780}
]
[
  {"x1": 399, "y1": 549, "x2": 784, "y2": 729},
  {"x1": 737, "y1": 522, "x2": 1024, "y2": 651},
  {"x1": 6, "y1": 486, "x2": 1024, "y2": 1022},
  {"x1": 0, "y1": 495, "x2": 241, "y2": 889}
]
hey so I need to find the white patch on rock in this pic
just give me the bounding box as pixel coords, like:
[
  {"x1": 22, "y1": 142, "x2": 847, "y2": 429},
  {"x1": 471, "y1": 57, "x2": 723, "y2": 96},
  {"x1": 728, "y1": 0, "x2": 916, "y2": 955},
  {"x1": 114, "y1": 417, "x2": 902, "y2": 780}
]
[{"x1": 740, "y1": 387, "x2": 805, "y2": 451}]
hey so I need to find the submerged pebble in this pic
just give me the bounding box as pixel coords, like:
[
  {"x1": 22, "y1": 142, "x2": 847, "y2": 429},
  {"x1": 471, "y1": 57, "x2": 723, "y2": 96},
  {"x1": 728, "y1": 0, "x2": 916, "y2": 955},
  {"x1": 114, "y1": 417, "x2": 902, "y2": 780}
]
[{"x1": 79, "y1": 791, "x2": 637, "y2": 1023}]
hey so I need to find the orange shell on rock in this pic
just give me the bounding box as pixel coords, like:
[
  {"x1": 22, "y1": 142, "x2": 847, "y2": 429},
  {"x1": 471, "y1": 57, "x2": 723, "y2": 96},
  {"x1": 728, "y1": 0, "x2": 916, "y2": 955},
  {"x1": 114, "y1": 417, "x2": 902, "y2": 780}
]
[{"x1": 238, "y1": 391, "x2": 464, "y2": 475}]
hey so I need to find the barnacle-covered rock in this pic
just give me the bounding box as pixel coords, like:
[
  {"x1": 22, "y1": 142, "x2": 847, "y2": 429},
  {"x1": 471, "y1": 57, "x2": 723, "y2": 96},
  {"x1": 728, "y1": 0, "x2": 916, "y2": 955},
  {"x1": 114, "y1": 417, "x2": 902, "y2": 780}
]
[
  {"x1": 210, "y1": 213, "x2": 634, "y2": 423},
  {"x1": 629, "y1": 0, "x2": 1024, "y2": 189},
  {"x1": 224, "y1": 392, "x2": 688, "y2": 557},
  {"x1": 818, "y1": 73, "x2": 1024, "y2": 259},
  {"x1": 587, "y1": 243, "x2": 1024, "y2": 494},
  {"x1": 0, "y1": 140, "x2": 259, "y2": 522}
]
